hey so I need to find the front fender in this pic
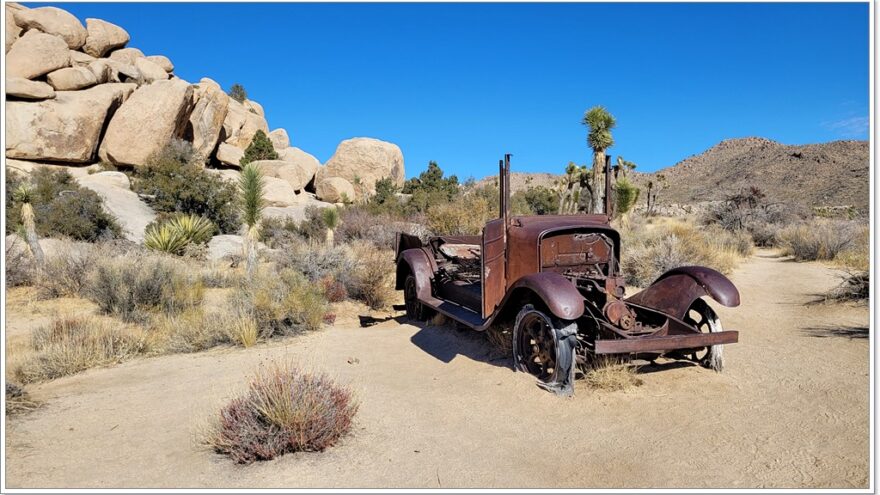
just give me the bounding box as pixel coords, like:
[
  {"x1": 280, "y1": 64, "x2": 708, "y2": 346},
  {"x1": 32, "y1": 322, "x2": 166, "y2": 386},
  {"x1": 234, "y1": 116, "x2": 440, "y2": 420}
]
[
  {"x1": 625, "y1": 266, "x2": 740, "y2": 320},
  {"x1": 507, "y1": 272, "x2": 584, "y2": 321},
  {"x1": 395, "y1": 248, "x2": 434, "y2": 300}
]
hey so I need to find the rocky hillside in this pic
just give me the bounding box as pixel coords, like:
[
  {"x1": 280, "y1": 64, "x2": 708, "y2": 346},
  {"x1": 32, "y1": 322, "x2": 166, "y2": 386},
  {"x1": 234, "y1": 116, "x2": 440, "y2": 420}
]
[
  {"x1": 477, "y1": 138, "x2": 869, "y2": 214},
  {"x1": 633, "y1": 137, "x2": 869, "y2": 213},
  {"x1": 5, "y1": 3, "x2": 405, "y2": 241}
]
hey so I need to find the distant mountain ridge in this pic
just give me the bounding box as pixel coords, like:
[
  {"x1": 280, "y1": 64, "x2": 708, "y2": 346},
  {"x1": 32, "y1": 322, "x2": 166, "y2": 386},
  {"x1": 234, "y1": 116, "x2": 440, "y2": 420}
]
[{"x1": 477, "y1": 137, "x2": 869, "y2": 213}]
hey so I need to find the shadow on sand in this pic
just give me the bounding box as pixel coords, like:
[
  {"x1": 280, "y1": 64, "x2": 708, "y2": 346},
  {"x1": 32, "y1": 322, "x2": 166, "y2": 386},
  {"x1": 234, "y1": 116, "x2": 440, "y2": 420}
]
[{"x1": 804, "y1": 325, "x2": 869, "y2": 340}]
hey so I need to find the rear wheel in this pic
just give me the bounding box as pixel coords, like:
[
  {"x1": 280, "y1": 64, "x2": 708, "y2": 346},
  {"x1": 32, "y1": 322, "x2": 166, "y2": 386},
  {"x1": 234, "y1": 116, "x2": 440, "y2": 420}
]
[
  {"x1": 512, "y1": 304, "x2": 578, "y2": 396},
  {"x1": 404, "y1": 274, "x2": 432, "y2": 321},
  {"x1": 683, "y1": 298, "x2": 725, "y2": 371}
]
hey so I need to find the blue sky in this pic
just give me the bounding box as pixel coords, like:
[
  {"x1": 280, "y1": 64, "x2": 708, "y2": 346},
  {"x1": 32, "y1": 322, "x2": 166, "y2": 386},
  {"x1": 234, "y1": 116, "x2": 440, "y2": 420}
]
[{"x1": 40, "y1": 2, "x2": 869, "y2": 179}]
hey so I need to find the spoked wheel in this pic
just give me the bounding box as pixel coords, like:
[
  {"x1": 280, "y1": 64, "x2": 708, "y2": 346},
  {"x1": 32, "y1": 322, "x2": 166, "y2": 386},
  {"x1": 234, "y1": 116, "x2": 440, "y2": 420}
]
[
  {"x1": 512, "y1": 304, "x2": 578, "y2": 396},
  {"x1": 404, "y1": 274, "x2": 432, "y2": 321},
  {"x1": 683, "y1": 298, "x2": 725, "y2": 372}
]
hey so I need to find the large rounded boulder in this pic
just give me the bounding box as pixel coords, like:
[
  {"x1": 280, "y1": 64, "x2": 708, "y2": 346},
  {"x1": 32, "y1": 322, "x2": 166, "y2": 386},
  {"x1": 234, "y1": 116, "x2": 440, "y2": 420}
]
[
  {"x1": 13, "y1": 6, "x2": 87, "y2": 50},
  {"x1": 6, "y1": 30, "x2": 70, "y2": 79},
  {"x1": 317, "y1": 137, "x2": 404, "y2": 200},
  {"x1": 82, "y1": 18, "x2": 129, "y2": 57}
]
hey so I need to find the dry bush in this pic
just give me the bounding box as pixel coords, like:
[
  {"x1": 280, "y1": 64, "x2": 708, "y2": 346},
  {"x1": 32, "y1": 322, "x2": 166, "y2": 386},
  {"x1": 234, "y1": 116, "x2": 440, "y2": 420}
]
[
  {"x1": 336, "y1": 206, "x2": 431, "y2": 249},
  {"x1": 6, "y1": 382, "x2": 40, "y2": 415},
  {"x1": 274, "y1": 238, "x2": 357, "y2": 284},
  {"x1": 581, "y1": 356, "x2": 643, "y2": 391},
  {"x1": 147, "y1": 308, "x2": 234, "y2": 354},
  {"x1": 485, "y1": 323, "x2": 513, "y2": 357},
  {"x1": 824, "y1": 271, "x2": 869, "y2": 304},
  {"x1": 259, "y1": 215, "x2": 301, "y2": 248},
  {"x1": 778, "y1": 219, "x2": 866, "y2": 262},
  {"x1": 200, "y1": 265, "x2": 243, "y2": 289},
  {"x1": 346, "y1": 242, "x2": 395, "y2": 309},
  {"x1": 426, "y1": 195, "x2": 491, "y2": 235},
  {"x1": 84, "y1": 253, "x2": 204, "y2": 323},
  {"x1": 621, "y1": 218, "x2": 751, "y2": 287},
  {"x1": 230, "y1": 268, "x2": 330, "y2": 338},
  {"x1": 203, "y1": 361, "x2": 358, "y2": 464},
  {"x1": 320, "y1": 276, "x2": 348, "y2": 303},
  {"x1": 35, "y1": 243, "x2": 97, "y2": 298},
  {"x1": 5, "y1": 236, "x2": 36, "y2": 288},
  {"x1": 12, "y1": 316, "x2": 147, "y2": 384}
]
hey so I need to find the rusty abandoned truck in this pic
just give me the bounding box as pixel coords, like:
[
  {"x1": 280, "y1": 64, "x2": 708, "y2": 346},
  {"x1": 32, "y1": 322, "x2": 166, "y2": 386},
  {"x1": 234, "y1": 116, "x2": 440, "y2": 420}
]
[{"x1": 394, "y1": 154, "x2": 740, "y2": 395}]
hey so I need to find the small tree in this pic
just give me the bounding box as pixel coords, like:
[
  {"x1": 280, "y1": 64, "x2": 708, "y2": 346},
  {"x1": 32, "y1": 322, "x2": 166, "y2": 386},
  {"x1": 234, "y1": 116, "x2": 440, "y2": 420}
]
[
  {"x1": 582, "y1": 106, "x2": 616, "y2": 214},
  {"x1": 228, "y1": 83, "x2": 247, "y2": 103},
  {"x1": 556, "y1": 162, "x2": 589, "y2": 214},
  {"x1": 13, "y1": 185, "x2": 44, "y2": 267},
  {"x1": 239, "y1": 163, "x2": 265, "y2": 279},
  {"x1": 240, "y1": 130, "x2": 278, "y2": 166}
]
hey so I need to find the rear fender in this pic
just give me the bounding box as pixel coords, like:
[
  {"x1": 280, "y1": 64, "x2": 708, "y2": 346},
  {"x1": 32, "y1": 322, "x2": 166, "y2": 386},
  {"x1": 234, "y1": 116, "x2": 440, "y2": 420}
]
[
  {"x1": 395, "y1": 248, "x2": 434, "y2": 300},
  {"x1": 625, "y1": 266, "x2": 740, "y2": 320},
  {"x1": 506, "y1": 272, "x2": 584, "y2": 321}
]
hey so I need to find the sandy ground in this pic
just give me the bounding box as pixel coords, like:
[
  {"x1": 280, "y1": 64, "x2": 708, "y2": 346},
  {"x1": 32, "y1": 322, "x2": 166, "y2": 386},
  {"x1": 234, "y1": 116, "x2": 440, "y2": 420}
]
[{"x1": 4, "y1": 250, "x2": 870, "y2": 489}]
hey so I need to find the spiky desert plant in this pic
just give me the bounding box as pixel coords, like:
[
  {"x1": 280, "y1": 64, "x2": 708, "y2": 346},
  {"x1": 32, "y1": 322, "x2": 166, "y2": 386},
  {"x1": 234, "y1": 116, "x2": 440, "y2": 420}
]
[
  {"x1": 581, "y1": 106, "x2": 616, "y2": 214},
  {"x1": 13, "y1": 185, "x2": 45, "y2": 266},
  {"x1": 144, "y1": 223, "x2": 190, "y2": 255},
  {"x1": 239, "y1": 163, "x2": 265, "y2": 279},
  {"x1": 167, "y1": 214, "x2": 215, "y2": 245}
]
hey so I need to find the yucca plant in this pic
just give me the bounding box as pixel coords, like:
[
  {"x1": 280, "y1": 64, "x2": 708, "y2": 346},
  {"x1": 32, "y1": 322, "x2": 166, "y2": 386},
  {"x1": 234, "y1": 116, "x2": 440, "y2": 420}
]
[
  {"x1": 239, "y1": 163, "x2": 265, "y2": 279},
  {"x1": 167, "y1": 214, "x2": 215, "y2": 245},
  {"x1": 13, "y1": 185, "x2": 45, "y2": 266},
  {"x1": 144, "y1": 223, "x2": 190, "y2": 255},
  {"x1": 322, "y1": 207, "x2": 339, "y2": 245}
]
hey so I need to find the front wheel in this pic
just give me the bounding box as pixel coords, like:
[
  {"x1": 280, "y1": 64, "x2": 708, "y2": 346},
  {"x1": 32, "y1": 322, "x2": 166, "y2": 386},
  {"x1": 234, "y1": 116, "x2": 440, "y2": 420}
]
[
  {"x1": 512, "y1": 304, "x2": 578, "y2": 396},
  {"x1": 683, "y1": 298, "x2": 725, "y2": 372},
  {"x1": 403, "y1": 274, "x2": 433, "y2": 321}
]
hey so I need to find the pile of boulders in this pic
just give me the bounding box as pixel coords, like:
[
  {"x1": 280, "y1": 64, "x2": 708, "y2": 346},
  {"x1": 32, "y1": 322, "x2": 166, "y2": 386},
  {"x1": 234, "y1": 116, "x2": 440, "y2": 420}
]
[{"x1": 5, "y1": 3, "x2": 406, "y2": 240}]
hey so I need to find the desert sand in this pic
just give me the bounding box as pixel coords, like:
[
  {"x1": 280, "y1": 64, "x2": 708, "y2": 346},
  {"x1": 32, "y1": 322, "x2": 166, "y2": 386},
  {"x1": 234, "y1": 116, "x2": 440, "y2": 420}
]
[{"x1": 4, "y1": 250, "x2": 870, "y2": 488}]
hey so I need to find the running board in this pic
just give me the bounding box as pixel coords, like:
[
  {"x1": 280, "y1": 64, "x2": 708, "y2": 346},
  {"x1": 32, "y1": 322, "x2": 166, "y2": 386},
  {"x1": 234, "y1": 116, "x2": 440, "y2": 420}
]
[
  {"x1": 421, "y1": 296, "x2": 487, "y2": 329},
  {"x1": 594, "y1": 331, "x2": 739, "y2": 354}
]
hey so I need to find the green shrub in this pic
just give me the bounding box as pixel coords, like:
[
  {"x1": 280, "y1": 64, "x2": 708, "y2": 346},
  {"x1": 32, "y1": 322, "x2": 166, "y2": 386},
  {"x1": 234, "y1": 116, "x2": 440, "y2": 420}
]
[
  {"x1": 203, "y1": 361, "x2": 358, "y2": 464},
  {"x1": 228, "y1": 83, "x2": 247, "y2": 103},
  {"x1": 133, "y1": 142, "x2": 240, "y2": 234},
  {"x1": 512, "y1": 185, "x2": 558, "y2": 215},
  {"x1": 298, "y1": 206, "x2": 330, "y2": 240},
  {"x1": 6, "y1": 168, "x2": 121, "y2": 241},
  {"x1": 240, "y1": 130, "x2": 278, "y2": 166},
  {"x1": 613, "y1": 178, "x2": 640, "y2": 217}
]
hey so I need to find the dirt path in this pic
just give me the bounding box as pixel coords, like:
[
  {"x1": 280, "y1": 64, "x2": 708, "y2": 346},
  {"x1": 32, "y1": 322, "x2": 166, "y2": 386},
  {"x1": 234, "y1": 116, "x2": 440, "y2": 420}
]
[{"x1": 5, "y1": 251, "x2": 870, "y2": 488}]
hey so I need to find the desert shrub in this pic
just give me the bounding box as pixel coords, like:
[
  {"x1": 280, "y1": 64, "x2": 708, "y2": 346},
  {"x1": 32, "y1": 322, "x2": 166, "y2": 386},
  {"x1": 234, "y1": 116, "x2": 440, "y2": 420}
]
[
  {"x1": 84, "y1": 253, "x2": 204, "y2": 322},
  {"x1": 621, "y1": 218, "x2": 751, "y2": 287},
  {"x1": 426, "y1": 194, "x2": 491, "y2": 235},
  {"x1": 35, "y1": 244, "x2": 97, "y2": 298},
  {"x1": 230, "y1": 268, "x2": 330, "y2": 338},
  {"x1": 337, "y1": 206, "x2": 430, "y2": 249},
  {"x1": 133, "y1": 142, "x2": 240, "y2": 234},
  {"x1": 581, "y1": 356, "x2": 643, "y2": 391},
  {"x1": 511, "y1": 185, "x2": 557, "y2": 215},
  {"x1": 402, "y1": 161, "x2": 460, "y2": 214},
  {"x1": 274, "y1": 239, "x2": 357, "y2": 284},
  {"x1": 5, "y1": 236, "x2": 36, "y2": 287},
  {"x1": 200, "y1": 265, "x2": 243, "y2": 288},
  {"x1": 321, "y1": 276, "x2": 348, "y2": 303},
  {"x1": 12, "y1": 316, "x2": 147, "y2": 384},
  {"x1": 240, "y1": 130, "x2": 278, "y2": 166},
  {"x1": 485, "y1": 322, "x2": 513, "y2": 357},
  {"x1": 298, "y1": 205, "x2": 331, "y2": 240},
  {"x1": 777, "y1": 219, "x2": 864, "y2": 262},
  {"x1": 6, "y1": 168, "x2": 121, "y2": 241},
  {"x1": 6, "y1": 382, "x2": 40, "y2": 415},
  {"x1": 703, "y1": 187, "x2": 810, "y2": 247},
  {"x1": 147, "y1": 308, "x2": 236, "y2": 353},
  {"x1": 823, "y1": 271, "x2": 869, "y2": 304},
  {"x1": 204, "y1": 361, "x2": 358, "y2": 464},
  {"x1": 613, "y1": 178, "x2": 640, "y2": 217},
  {"x1": 259, "y1": 215, "x2": 301, "y2": 248},
  {"x1": 346, "y1": 242, "x2": 395, "y2": 309},
  {"x1": 228, "y1": 83, "x2": 247, "y2": 103}
]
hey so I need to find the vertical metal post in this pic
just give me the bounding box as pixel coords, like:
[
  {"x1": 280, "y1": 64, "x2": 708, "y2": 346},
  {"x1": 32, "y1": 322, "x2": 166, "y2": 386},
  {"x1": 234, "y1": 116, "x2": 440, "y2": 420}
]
[
  {"x1": 604, "y1": 154, "x2": 613, "y2": 218},
  {"x1": 498, "y1": 159, "x2": 505, "y2": 219}
]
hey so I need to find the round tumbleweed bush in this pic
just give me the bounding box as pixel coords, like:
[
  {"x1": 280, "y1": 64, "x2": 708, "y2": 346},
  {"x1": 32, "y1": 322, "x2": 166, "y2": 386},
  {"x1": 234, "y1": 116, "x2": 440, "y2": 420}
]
[{"x1": 205, "y1": 362, "x2": 358, "y2": 464}]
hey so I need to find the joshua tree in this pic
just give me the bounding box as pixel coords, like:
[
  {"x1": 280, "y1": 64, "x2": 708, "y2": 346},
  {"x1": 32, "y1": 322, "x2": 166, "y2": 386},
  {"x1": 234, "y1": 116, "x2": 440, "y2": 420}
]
[
  {"x1": 645, "y1": 173, "x2": 668, "y2": 216},
  {"x1": 239, "y1": 163, "x2": 265, "y2": 279},
  {"x1": 13, "y1": 185, "x2": 44, "y2": 267},
  {"x1": 615, "y1": 156, "x2": 637, "y2": 180},
  {"x1": 556, "y1": 162, "x2": 590, "y2": 214},
  {"x1": 581, "y1": 106, "x2": 616, "y2": 214}
]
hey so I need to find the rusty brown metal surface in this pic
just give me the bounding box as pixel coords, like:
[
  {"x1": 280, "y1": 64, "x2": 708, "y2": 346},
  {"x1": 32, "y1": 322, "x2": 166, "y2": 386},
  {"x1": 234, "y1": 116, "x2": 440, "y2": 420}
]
[{"x1": 394, "y1": 153, "x2": 741, "y2": 384}]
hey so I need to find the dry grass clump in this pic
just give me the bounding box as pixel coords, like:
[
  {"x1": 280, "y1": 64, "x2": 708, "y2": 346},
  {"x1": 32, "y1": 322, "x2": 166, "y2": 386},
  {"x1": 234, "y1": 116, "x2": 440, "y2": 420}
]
[
  {"x1": 426, "y1": 195, "x2": 491, "y2": 235},
  {"x1": 6, "y1": 382, "x2": 40, "y2": 415},
  {"x1": 778, "y1": 219, "x2": 866, "y2": 263},
  {"x1": 230, "y1": 268, "x2": 330, "y2": 339},
  {"x1": 84, "y1": 253, "x2": 204, "y2": 323},
  {"x1": 824, "y1": 271, "x2": 869, "y2": 304},
  {"x1": 345, "y1": 242, "x2": 395, "y2": 310},
  {"x1": 580, "y1": 356, "x2": 643, "y2": 391},
  {"x1": 621, "y1": 217, "x2": 752, "y2": 287},
  {"x1": 11, "y1": 316, "x2": 147, "y2": 384},
  {"x1": 485, "y1": 323, "x2": 513, "y2": 357},
  {"x1": 203, "y1": 361, "x2": 358, "y2": 464},
  {"x1": 147, "y1": 308, "x2": 235, "y2": 353}
]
